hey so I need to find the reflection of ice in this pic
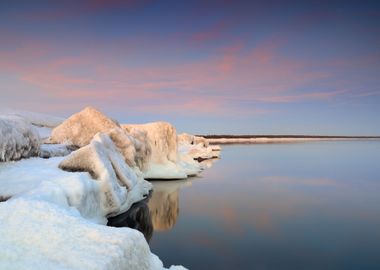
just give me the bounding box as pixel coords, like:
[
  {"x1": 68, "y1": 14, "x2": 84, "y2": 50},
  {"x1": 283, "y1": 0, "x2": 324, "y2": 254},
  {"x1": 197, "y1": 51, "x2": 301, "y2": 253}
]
[
  {"x1": 107, "y1": 198, "x2": 153, "y2": 242},
  {"x1": 199, "y1": 158, "x2": 219, "y2": 170},
  {"x1": 148, "y1": 180, "x2": 191, "y2": 231}
]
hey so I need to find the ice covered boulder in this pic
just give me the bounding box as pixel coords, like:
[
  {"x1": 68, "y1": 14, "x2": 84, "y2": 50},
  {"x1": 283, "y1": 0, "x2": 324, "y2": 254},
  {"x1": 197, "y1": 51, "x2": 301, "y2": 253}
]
[
  {"x1": 123, "y1": 122, "x2": 177, "y2": 165},
  {"x1": 47, "y1": 106, "x2": 120, "y2": 147},
  {"x1": 59, "y1": 132, "x2": 152, "y2": 217},
  {"x1": 0, "y1": 115, "x2": 40, "y2": 162},
  {"x1": 123, "y1": 122, "x2": 187, "y2": 179},
  {"x1": 106, "y1": 127, "x2": 151, "y2": 173}
]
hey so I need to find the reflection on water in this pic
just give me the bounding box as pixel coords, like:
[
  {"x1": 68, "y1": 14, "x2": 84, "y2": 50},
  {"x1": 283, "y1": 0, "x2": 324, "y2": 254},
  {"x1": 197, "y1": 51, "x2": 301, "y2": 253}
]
[
  {"x1": 107, "y1": 198, "x2": 153, "y2": 242},
  {"x1": 148, "y1": 180, "x2": 191, "y2": 231},
  {"x1": 107, "y1": 179, "x2": 192, "y2": 240},
  {"x1": 109, "y1": 142, "x2": 380, "y2": 269}
]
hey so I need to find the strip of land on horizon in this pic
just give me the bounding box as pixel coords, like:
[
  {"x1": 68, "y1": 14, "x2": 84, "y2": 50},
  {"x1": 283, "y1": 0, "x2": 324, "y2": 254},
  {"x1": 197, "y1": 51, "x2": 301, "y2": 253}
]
[{"x1": 198, "y1": 135, "x2": 380, "y2": 144}]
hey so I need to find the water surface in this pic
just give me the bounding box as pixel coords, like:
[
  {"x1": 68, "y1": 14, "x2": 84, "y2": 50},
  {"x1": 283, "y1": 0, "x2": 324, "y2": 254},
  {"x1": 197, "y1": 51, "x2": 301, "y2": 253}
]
[{"x1": 111, "y1": 141, "x2": 380, "y2": 269}]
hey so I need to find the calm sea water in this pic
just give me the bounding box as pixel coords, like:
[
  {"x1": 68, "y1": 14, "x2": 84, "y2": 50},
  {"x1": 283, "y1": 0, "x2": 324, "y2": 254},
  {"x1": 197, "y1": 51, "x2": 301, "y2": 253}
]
[{"x1": 109, "y1": 141, "x2": 380, "y2": 270}]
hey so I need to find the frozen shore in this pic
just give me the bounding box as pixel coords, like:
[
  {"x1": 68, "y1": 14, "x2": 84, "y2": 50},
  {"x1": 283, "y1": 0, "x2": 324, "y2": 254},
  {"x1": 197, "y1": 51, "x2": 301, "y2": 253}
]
[{"x1": 0, "y1": 107, "x2": 220, "y2": 270}]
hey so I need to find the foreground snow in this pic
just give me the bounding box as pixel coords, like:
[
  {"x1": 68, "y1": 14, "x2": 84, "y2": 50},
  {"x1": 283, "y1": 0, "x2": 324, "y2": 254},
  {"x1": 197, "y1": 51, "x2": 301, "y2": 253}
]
[
  {"x1": 0, "y1": 156, "x2": 185, "y2": 269},
  {"x1": 0, "y1": 198, "x2": 185, "y2": 270}
]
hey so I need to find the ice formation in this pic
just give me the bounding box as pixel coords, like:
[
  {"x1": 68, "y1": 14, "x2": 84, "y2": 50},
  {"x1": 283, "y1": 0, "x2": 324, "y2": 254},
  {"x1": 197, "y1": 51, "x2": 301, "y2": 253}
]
[
  {"x1": 47, "y1": 106, "x2": 120, "y2": 147},
  {"x1": 123, "y1": 122, "x2": 190, "y2": 179},
  {"x1": 178, "y1": 133, "x2": 220, "y2": 161},
  {"x1": 0, "y1": 138, "x2": 184, "y2": 269},
  {"x1": 39, "y1": 143, "x2": 77, "y2": 158},
  {"x1": 59, "y1": 132, "x2": 152, "y2": 218},
  {"x1": 0, "y1": 106, "x2": 222, "y2": 269},
  {"x1": 0, "y1": 115, "x2": 40, "y2": 162}
]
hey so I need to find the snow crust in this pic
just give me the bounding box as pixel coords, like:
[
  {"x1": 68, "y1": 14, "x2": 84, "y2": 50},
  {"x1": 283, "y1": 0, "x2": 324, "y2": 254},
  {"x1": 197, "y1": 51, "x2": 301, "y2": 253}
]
[{"x1": 0, "y1": 115, "x2": 40, "y2": 161}]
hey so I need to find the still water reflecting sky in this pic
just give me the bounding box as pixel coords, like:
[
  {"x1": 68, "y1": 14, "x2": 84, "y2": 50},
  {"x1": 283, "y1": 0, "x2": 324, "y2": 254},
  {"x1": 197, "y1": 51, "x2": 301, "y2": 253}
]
[{"x1": 109, "y1": 141, "x2": 380, "y2": 269}]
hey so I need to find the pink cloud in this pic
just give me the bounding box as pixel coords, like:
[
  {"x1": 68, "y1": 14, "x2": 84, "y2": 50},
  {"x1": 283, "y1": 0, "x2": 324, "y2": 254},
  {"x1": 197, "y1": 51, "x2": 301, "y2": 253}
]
[{"x1": 0, "y1": 35, "x2": 360, "y2": 116}]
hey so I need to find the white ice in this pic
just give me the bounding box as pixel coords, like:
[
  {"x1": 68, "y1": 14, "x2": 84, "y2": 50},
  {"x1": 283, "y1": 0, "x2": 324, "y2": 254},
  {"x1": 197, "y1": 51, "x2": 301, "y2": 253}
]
[{"x1": 0, "y1": 115, "x2": 40, "y2": 162}]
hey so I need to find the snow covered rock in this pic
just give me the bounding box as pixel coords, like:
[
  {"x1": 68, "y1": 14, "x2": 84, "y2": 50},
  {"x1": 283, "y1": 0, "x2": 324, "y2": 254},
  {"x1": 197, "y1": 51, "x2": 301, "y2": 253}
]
[
  {"x1": 59, "y1": 132, "x2": 152, "y2": 218},
  {"x1": 106, "y1": 127, "x2": 151, "y2": 174},
  {"x1": 0, "y1": 115, "x2": 40, "y2": 162},
  {"x1": 123, "y1": 122, "x2": 177, "y2": 165},
  {"x1": 123, "y1": 122, "x2": 188, "y2": 179},
  {"x1": 47, "y1": 106, "x2": 120, "y2": 147}
]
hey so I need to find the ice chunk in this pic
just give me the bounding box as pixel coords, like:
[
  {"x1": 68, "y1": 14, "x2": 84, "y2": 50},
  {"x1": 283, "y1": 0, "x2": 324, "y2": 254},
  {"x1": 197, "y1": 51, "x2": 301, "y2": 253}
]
[
  {"x1": 123, "y1": 122, "x2": 188, "y2": 179},
  {"x1": 59, "y1": 132, "x2": 152, "y2": 217},
  {"x1": 0, "y1": 115, "x2": 40, "y2": 162}
]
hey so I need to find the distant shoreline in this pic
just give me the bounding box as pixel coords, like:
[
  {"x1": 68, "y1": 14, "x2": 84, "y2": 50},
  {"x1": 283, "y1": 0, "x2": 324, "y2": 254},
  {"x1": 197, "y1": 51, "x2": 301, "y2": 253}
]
[{"x1": 197, "y1": 135, "x2": 380, "y2": 145}]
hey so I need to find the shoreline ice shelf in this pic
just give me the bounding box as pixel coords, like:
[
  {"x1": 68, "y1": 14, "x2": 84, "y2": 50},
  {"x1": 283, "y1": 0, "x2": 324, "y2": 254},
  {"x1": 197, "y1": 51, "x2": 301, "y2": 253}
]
[{"x1": 0, "y1": 106, "x2": 220, "y2": 270}]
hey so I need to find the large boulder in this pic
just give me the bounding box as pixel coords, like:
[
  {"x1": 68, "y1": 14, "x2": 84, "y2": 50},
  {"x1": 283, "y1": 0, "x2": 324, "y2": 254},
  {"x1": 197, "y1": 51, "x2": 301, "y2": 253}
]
[
  {"x1": 47, "y1": 106, "x2": 120, "y2": 147},
  {"x1": 0, "y1": 115, "x2": 40, "y2": 162}
]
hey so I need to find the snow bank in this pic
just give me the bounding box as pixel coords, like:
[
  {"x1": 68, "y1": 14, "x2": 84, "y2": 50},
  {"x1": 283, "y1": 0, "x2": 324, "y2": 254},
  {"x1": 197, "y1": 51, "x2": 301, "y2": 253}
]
[
  {"x1": 48, "y1": 106, "x2": 120, "y2": 147},
  {"x1": 0, "y1": 115, "x2": 40, "y2": 162},
  {"x1": 0, "y1": 198, "x2": 186, "y2": 270}
]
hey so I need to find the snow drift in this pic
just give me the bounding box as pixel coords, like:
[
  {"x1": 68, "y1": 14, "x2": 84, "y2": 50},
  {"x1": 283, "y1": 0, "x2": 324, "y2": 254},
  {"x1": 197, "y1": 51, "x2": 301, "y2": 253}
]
[{"x1": 0, "y1": 115, "x2": 40, "y2": 162}]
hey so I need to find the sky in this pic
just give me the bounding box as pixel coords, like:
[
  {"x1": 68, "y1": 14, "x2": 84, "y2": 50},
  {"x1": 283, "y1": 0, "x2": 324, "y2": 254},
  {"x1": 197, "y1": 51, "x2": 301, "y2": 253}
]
[{"x1": 0, "y1": 0, "x2": 379, "y2": 135}]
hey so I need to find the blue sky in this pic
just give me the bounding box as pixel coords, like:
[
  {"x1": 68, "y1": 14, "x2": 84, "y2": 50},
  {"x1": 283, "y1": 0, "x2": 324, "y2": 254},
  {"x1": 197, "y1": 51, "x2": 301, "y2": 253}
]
[{"x1": 0, "y1": 0, "x2": 379, "y2": 134}]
